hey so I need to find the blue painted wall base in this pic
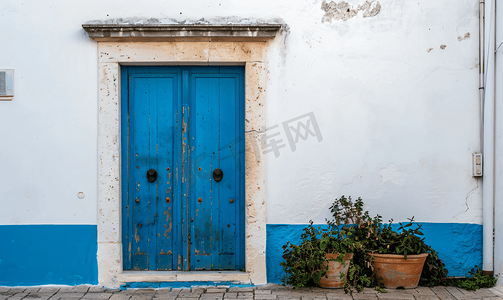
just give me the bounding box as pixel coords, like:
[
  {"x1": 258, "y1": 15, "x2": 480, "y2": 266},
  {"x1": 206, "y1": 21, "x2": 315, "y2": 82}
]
[
  {"x1": 266, "y1": 223, "x2": 483, "y2": 284},
  {"x1": 0, "y1": 225, "x2": 98, "y2": 286}
]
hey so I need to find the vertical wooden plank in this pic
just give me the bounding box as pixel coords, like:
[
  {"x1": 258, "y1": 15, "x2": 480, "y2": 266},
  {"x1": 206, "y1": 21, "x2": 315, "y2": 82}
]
[
  {"x1": 190, "y1": 75, "x2": 218, "y2": 270},
  {"x1": 209, "y1": 76, "x2": 221, "y2": 270},
  {"x1": 220, "y1": 66, "x2": 246, "y2": 270},
  {"x1": 131, "y1": 76, "x2": 152, "y2": 270},
  {"x1": 182, "y1": 70, "x2": 190, "y2": 270},
  {"x1": 218, "y1": 75, "x2": 238, "y2": 269},
  {"x1": 155, "y1": 76, "x2": 175, "y2": 270},
  {"x1": 121, "y1": 66, "x2": 131, "y2": 270},
  {"x1": 237, "y1": 68, "x2": 246, "y2": 271},
  {"x1": 147, "y1": 76, "x2": 159, "y2": 270},
  {"x1": 173, "y1": 69, "x2": 183, "y2": 271}
]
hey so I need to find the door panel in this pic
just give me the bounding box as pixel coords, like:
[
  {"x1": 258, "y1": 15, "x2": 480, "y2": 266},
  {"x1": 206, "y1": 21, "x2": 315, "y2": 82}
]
[{"x1": 122, "y1": 66, "x2": 244, "y2": 271}]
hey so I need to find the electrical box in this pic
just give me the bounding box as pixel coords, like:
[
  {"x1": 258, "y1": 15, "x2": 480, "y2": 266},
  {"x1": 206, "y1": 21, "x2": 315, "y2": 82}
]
[
  {"x1": 0, "y1": 69, "x2": 14, "y2": 101},
  {"x1": 473, "y1": 153, "x2": 483, "y2": 177}
]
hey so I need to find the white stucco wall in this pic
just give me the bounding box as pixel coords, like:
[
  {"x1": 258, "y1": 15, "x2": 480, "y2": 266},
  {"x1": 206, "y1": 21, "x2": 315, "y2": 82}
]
[{"x1": 0, "y1": 0, "x2": 481, "y2": 226}]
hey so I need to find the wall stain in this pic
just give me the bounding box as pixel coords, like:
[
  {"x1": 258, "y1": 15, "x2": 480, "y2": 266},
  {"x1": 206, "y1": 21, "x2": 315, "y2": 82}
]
[
  {"x1": 457, "y1": 32, "x2": 470, "y2": 41},
  {"x1": 321, "y1": 0, "x2": 381, "y2": 22}
]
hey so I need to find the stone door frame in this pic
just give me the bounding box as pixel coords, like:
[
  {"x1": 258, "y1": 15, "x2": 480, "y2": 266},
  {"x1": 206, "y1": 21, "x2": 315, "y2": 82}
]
[{"x1": 83, "y1": 22, "x2": 282, "y2": 287}]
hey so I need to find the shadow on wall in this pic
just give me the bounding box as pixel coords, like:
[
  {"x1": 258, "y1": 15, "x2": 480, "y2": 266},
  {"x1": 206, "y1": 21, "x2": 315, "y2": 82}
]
[{"x1": 266, "y1": 223, "x2": 483, "y2": 284}]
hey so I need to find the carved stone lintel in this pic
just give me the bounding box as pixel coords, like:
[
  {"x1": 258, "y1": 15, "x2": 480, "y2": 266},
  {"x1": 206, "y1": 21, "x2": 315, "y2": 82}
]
[{"x1": 82, "y1": 23, "x2": 283, "y2": 42}]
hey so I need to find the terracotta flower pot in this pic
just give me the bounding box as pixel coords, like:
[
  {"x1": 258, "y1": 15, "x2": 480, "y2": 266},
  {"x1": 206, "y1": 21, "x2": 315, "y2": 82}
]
[
  {"x1": 319, "y1": 253, "x2": 354, "y2": 288},
  {"x1": 371, "y1": 253, "x2": 428, "y2": 289}
]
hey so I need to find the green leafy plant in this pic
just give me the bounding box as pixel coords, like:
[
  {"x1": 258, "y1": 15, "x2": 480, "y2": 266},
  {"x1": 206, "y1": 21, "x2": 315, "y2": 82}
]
[
  {"x1": 324, "y1": 196, "x2": 449, "y2": 290},
  {"x1": 280, "y1": 195, "x2": 495, "y2": 292},
  {"x1": 445, "y1": 266, "x2": 497, "y2": 290},
  {"x1": 280, "y1": 219, "x2": 360, "y2": 288}
]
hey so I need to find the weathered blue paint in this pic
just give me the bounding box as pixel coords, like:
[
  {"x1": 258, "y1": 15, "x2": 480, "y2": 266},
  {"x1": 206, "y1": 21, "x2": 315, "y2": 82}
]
[
  {"x1": 188, "y1": 67, "x2": 245, "y2": 271},
  {"x1": 0, "y1": 225, "x2": 98, "y2": 286},
  {"x1": 120, "y1": 281, "x2": 255, "y2": 289},
  {"x1": 266, "y1": 223, "x2": 483, "y2": 284},
  {"x1": 122, "y1": 66, "x2": 245, "y2": 271}
]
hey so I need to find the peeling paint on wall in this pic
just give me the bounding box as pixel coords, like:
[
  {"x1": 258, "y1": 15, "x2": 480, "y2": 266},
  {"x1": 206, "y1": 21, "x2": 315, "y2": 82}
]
[{"x1": 321, "y1": 0, "x2": 381, "y2": 22}]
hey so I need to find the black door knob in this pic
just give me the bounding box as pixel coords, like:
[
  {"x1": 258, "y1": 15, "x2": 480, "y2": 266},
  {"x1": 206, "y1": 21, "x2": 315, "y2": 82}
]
[
  {"x1": 147, "y1": 169, "x2": 157, "y2": 182},
  {"x1": 213, "y1": 168, "x2": 223, "y2": 182}
]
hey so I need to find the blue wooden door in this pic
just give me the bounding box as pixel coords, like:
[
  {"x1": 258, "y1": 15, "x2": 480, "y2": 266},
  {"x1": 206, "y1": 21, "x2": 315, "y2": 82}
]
[{"x1": 121, "y1": 66, "x2": 245, "y2": 271}]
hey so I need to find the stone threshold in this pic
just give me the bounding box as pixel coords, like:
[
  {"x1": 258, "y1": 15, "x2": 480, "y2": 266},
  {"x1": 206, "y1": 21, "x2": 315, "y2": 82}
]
[{"x1": 117, "y1": 270, "x2": 251, "y2": 283}]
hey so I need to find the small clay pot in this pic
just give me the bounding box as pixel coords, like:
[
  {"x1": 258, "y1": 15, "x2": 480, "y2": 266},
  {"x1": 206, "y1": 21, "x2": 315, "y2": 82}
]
[
  {"x1": 371, "y1": 253, "x2": 428, "y2": 289},
  {"x1": 319, "y1": 253, "x2": 354, "y2": 289}
]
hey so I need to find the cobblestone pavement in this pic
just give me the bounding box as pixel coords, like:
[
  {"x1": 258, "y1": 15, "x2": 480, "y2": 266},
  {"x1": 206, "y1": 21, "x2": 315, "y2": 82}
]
[{"x1": 1, "y1": 285, "x2": 502, "y2": 300}]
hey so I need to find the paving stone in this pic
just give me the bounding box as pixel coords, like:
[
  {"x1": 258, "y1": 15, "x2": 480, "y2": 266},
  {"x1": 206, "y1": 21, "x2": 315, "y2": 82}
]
[
  {"x1": 436, "y1": 294, "x2": 456, "y2": 300},
  {"x1": 109, "y1": 294, "x2": 132, "y2": 300},
  {"x1": 129, "y1": 295, "x2": 154, "y2": 300},
  {"x1": 253, "y1": 295, "x2": 277, "y2": 300},
  {"x1": 278, "y1": 297, "x2": 301, "y2": 300},
  {"x1": 414, "y1": 296, "x2": 441, "y2": 300},
  {"x1": 324, "y1": 290, "x2": 346, "y2": 295},
  {"x1": 74, "y1": 286, "x2": 92, "y2": 293},
  {"x1": 224, "y1": 292, "x2": 238, "y2": 298},
  {"x1": 474, "y1": 289, "x2": 501, "y2": 296},
  {"x1": 5, "y1": 288, "x2": 25, "y2": 294},
  {"x1": 352, "y1": 295, "x2": 377, "y2": 300},
  {"x1": 81, "y1": 293, "x2": 114, "y2": 299},
  {"x1": 445, "y1": 287, "x2": 468, "y2": 299},
  {"x1": 177, "y1": 294, "x2": 201, "y2": 299},
  {"x1": 154, "y1": 291, "x2": 179, "y2": 296},
  {"x1": 88, "y1": 286, "x2": 109, "y2": 293},
  {"x1": 39, "y1": 288, "x2": 60, "y2": 294},
  {"x1": 152, "y1": 294, "x2": 178, "y2": 300},
  {"x1": 326, "y1": 294, "x2": 352, "y2": 300},
  {"x1": 377, "y1": 292, "x2": 415, "y2": 299},
  {"x1": 271, "y1": 291, "x2": 291, "y2": 296},
  {"x1": 300, "y1": 296, "x2": 327, "y2": 300},
  {"x1": 24, "y1": 293, "x2": 57, "y2": 300},
  {"x1": 134, "y1": 289, "x2": 156, "y2": 294},
  {"x1": 7, "y1": 293, "x2": 29, "y2": 300},
  {"x1": 228, "y1": 288, "x2": 254, "y2": 293},
  {"x1": 254, "y1": 290, "x2": 272, "y2": 295},
  {"x1": 432, "y1": 287, "x2": 452, "y2": 294},
  {"x1": 207, "y1": 288, "x2": 227, "y2": 293},
  {"x1": 200, "y1": 295, "x2": 224, "y2": 300},
  {"x1": 50, "y1": 292, "x2": 86, "y2": 299},
  {"x1": 362, "y1": 288, "x2": 378, "y2": 294},
  {"x1": 255, "y1": 285, "x2": 276, "y2": 290},
  {"x1": 415, "y1": 287, "x2": 436, "y2": 296},
  {"x1": 381, "y1": 289, "x2": 418, "y2": 294}
]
